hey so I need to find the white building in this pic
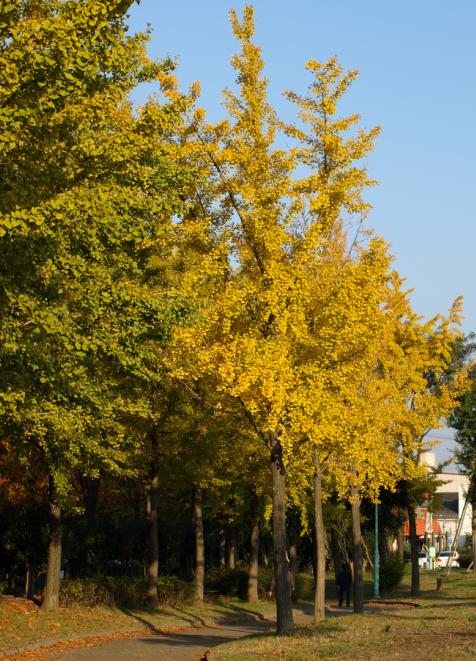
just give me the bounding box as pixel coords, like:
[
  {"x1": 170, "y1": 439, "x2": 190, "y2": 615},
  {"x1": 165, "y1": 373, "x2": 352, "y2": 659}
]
[{"x1": 422, "y1": 451, "x2": 473, "y2": 546}]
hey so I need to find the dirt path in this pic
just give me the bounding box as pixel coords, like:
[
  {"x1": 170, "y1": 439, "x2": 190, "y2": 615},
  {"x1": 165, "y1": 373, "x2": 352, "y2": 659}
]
[{"x1": 43, "y1": 620, "x2": 274, "y2": 661}]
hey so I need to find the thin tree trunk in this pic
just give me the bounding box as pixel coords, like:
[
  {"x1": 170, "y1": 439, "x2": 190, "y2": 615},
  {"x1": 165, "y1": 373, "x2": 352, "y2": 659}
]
[
  {"x1": 378, "y1": 525, "x2": 388, "y2": 564},
  {"x1": 351, "y1": 489, "x2": 364, "y2": 614},
  {"x1": 218, "y1": 524, "x2": 226, "y2": 568},
  {"x1": 7, "y1": 571, "x2": 14, "y2": 593},
  {"x1": 24, "y1": 562, "x2": 31, "y2": 600},
  {"x1": 287, "y1": 511, "x2": 299, "y2": 578},
  {"x1": 310, "y1": 528, "x2": 317, "y2": 584},
  {"x1": 408, "y1": 505, "x2": 420, "y2": 596},
  {"x1": 194, "y1": 487, "x2": 205, "y2": 601},
  {"x1": 42, "y1": 478, "x2": 62, "y2": 612},
  {"x1": 146, "y1": 471, "x2": 159, "y2": 609},
  {"x1": 260, "y1": 540, "x2": 269, "y2": 567},
  {"x1": 226, "y1": 526, "x2": 236, "y2": 569},
  {"x1": 397, "y1": 523, "x2": 404, "y2": 561},
  {"x1": 330, "y1": 529, "x2": 345, "y2": 584},
  {"x1": 25, "y1": 561, "x2": 36, "y2": 600},
  {"x1": 247, "y1": 491, "x2": 260, "y2": 603},
  {"x1": 75, "y1": 475, "x2": 101, "y2": 577},
  {"x1": 313, "y1": 454, "x2": 326, "y2": 623},
  {"x1": 471, "y1": 497, "x2": 476, "y2": 575},
  {"x1": 79, "y1": 475, "x2": 101, "y2": 527},
  {"x1": 270, "y1": 437, "x2": 294, "y2": 634},
  {"x1": 288, "y1": 543, "x2": 298, "y2": 577}
]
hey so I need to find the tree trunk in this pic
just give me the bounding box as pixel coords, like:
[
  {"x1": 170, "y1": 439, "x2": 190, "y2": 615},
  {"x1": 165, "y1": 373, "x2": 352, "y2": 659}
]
[
  {"x1": 79, "y1": 475, "x2": 101, "y2": 527},
  {"x1": 330, "y1": 528, "x2": 344, "y2": 584},
  {"x1": 218, "y1": 524, "x2": 226, "y2": 568},
  {"x1": 74, "y1": 475, "x2": 101, "y2": 577},
  {"x1": 25, "y1": 561, "x2": 36, "y2": 600},
  {"x1": 471, "y1": 498, "x2": 476, "y2": 575},
  {"x1": 288, "y1": 543, "x2": 298, "y2": 577},
  {"x1": 194, "y1": 487, "x2": 205, "y2": 601},
  {"x1": 226, "y1": 526, "x2": 236, "y2": 569},
  {"x1": 42, "y1": 479, "x2": 62, "y2": 611},
  {"x1": 287, "y1": 511, "x2": 299, "y2": 578},
  {"x1": 313, "y1": 454, "x2": 326, "y2": 622},
  {"x1": 260, "y1": 540, "x2": 269, "y2": 567},
  {"x1": 7, "y1": 571, "x2": 14, "y2": 593},
  {"x1": 146, "y1": 471, "x2": 160, "y2": 609},
  {"x1": 379, "y1": 526, "x2": 388, "y2": 564},
  {"x1": 397, "y1": 523, "x2": 404, "y2": 561},
  {"x1": 24, "y1": 562, "x2": 31, "y2": 600},
  {"x1": 351, "y1": 489, "x2": 364, "y2": 614},
  {"x1": 270, "y1": 437, "x2": 295, "y2": 634},
  {"x1": 247, "y1": 491, "x2": 260, "y2": 603},
  {"x1": 310, "y1": 528, "x2": 317, "y2": 584},
  {"x1": 408, "y1": 505, "x2": 420, "y2": 596}
]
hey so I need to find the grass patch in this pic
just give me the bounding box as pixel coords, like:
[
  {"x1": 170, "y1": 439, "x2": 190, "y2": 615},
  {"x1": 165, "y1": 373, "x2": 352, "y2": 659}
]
[
  {"x1": 0, "y1": 595, "x2": 275, "y2": 653},
  {"x1": 212, "y1": 569, "x2": 476, "y2": 660}
]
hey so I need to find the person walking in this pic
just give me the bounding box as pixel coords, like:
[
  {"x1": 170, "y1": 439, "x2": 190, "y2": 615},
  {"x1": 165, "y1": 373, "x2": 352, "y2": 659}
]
[{"x1": 336, "y1": 562, "x2": 352, "y2": 607}]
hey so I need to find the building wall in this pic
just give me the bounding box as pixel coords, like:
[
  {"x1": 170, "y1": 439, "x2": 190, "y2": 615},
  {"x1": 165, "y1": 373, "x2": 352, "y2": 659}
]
[{"x1": 436, "y1": 472, "x2": 473, "y2": 544}]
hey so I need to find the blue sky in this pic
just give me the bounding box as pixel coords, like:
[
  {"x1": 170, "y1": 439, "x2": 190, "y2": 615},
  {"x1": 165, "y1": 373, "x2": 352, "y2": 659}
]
[{"x1": 127, "y1": 1, "x2": 475, "y2": 460}]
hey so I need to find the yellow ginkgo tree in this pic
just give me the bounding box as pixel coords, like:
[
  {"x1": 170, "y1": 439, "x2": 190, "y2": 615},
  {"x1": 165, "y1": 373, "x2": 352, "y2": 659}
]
[
  {"x1": 320, "y1": 290, "x2": 467, "y2": 610},
  {"x1": 170, "y1": 5, "x2": 385, "y2": 633}
]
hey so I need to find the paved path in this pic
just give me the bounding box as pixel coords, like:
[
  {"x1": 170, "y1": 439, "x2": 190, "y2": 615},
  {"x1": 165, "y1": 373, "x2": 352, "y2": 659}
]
[
  {"x1": 45, "y1": 620, "x2": 275, "y2": 661},
  {"x1": 42, "y1": 606, "x2": 352, "y2": 660}
]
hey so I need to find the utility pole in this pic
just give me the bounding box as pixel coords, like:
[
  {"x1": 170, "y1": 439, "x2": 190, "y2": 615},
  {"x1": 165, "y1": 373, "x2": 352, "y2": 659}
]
[
  {"x1": 429, "y1": 508, "x2": 434, "y2": 570},
  {"x1": 374, "y1": 502, "x2": 380, "y2": 597}
]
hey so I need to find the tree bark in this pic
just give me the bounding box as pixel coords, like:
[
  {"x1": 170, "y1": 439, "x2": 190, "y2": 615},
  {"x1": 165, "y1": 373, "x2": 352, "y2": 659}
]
[
  {"x1": 288, "y1": 543, "x2": 298, "y2": 577},
  {"x1": 194, "y1": 487, "x2": 205, "y2": 601},
  {"x1": 408, "y1": 504, "x2": 420, "y2": 596},
  {"x1": 270, "y1": 437, "x2": 295, "y2": 634},
  {"x1": 287, "y1": 511, "x2": 299, "y2": 578},
  {"x1": 260, "y1": 540, "x2": 269, "y2": 567},
  {"x1": 25, "y1": 561, "x2": 36, "y2": 600},
  {"x1": 7, "y1": 571, "x2": 14, "y2": 593},
  {"x1": 226, "y1": 526, "x2": 236, "y2": 569},
  {"x1": 313, "y1": 453, "x2": 326, "y2": 622},
  {"x1": 397, "y1": 523, "x2": 404, "y2": 561},
  {"x1": 42, "y1": 478, "x2": 62, "y2": 612},
  {"x1": 218, "y1": 524, "x2": 226, "y2": 568},
  {"x1": 24, "y1": 562, "x2": 31, "y2": 600},
  {"x1": 471, "y1": 497, "x2": 476, "y2": 575},
  {"x1": 330, "y1": 528, "x2": 345, "y2": 584},
  {"x1": 247, "y1": 491, "x2": 260, "y2": 603},
  {"x1": 146, "y1": 471, "x2": 160, "y2": 609},
  {"x1": 351, "y1": 489, "x2": 364, "y2": 614},
  {"x1": 79, "y1": 475, "x2": 101, "y2": 527},
  {"x1": 379, "y1": 526, "x2": 388, "y2": 564},
  {"x1": 310, "y1": 528, "x2": 317, "y2": 584}
]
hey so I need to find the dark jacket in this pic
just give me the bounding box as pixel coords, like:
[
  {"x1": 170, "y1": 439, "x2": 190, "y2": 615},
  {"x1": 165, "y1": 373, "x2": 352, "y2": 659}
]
[{"x1": 336, "y1": 564, "x2": 353, "y2": 589}]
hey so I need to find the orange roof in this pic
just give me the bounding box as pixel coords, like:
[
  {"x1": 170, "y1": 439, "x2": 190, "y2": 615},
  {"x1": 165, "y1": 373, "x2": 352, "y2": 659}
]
[{"x1": 403, "y1": 517, "x2": 441, "y2": 537}]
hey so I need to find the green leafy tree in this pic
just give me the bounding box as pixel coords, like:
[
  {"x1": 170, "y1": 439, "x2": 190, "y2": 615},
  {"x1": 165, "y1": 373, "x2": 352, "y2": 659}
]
[
  {"x1": 0, "y1": 0, "x2": 195, "y2": 610},
  {"x1": 449, "y1": 336, "x2": 476, "y2": 574}
]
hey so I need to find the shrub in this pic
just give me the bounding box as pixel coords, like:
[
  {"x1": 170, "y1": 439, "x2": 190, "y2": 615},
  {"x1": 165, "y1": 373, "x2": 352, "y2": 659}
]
[
  {"x1": 59, "y1": 575, "x2": 197, "y2": 609},
  {"x1": 458, "y1": 551, "x2": 473, "y2": 569},
  {"x1": 379, "y1": 555, "x2": 405, "y2": 593},
  {"x1": 156, "y1": 576, "x2": 195, "y2": 606},
  {"x1": 294, "y1": 572, "x2": 314, "y2": 601},
  {"x1": 206, "y1": 567, "x2": 248, "y2": 599},
  {"x1": 59, "y1": 577, "x2": 146, "y2": 608},
  {"x1": 205, "y1": 565, "x2": 273, "y2": 600}
]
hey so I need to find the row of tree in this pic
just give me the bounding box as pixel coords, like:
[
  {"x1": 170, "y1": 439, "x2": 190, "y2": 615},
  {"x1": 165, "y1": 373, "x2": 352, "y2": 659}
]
[{"x1": 0, "y1": 1, "x2": 472, "y2": 633}]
